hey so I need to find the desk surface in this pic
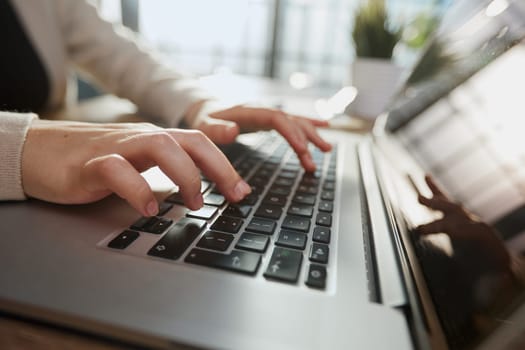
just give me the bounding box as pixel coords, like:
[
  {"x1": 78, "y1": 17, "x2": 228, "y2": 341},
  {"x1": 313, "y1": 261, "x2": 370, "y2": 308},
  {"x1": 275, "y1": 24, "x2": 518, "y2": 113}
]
[
  {"x1": 0, "y1": 314, "x2": 131, "y2": 350},
  {"x1": 1, "y1": 74, "x2": 371, "y2": 349}
]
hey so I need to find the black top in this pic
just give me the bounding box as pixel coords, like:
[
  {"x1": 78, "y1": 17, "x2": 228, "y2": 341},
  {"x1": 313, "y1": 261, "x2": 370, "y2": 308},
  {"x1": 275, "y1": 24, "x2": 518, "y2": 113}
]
[{"x1": 0, "y1": 0, "x2": 50, "y2": 113}]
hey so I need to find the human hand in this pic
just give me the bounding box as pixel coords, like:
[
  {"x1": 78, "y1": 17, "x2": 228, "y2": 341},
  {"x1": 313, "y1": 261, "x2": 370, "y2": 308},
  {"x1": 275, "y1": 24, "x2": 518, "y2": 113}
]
[
  {"x1": 188, "y1": 103, "x2": 332, "y2": 172},
  {"x1": 21, "y1": 120, "x2": 251, "y2": 217},
  {"x1": 415, "y1": 175, "x2": 510, "y2": 269}
]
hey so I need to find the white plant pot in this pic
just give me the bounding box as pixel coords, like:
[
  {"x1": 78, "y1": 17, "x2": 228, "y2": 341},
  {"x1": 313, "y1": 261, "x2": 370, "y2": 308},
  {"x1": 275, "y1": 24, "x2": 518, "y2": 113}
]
[{"x1": 348, "y1": 58, "x2": 403, "y2": 120}]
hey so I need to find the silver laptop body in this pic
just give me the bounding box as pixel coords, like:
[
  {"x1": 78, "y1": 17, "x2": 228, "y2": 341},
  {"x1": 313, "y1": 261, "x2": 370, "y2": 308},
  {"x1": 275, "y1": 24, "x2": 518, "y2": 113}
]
[{"x1": 2, "y1": 1, "x2": 525, "y2": 349}]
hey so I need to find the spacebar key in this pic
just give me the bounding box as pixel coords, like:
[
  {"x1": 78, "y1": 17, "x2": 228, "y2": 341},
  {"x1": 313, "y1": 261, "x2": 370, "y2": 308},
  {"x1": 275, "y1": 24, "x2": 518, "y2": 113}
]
[
  {"x1": 185, "y1": 249, "x2": 261, "y2": 275},
  {"x1": 148, "y1": 217, "x2": 206, "y2": 260}
]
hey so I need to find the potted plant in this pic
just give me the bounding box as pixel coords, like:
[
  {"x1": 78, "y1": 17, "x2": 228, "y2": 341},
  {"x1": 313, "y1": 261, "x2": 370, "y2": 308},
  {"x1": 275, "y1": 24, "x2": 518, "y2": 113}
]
[{"x1": 348, "y1": 0, "x2": 404, "y2": 119}]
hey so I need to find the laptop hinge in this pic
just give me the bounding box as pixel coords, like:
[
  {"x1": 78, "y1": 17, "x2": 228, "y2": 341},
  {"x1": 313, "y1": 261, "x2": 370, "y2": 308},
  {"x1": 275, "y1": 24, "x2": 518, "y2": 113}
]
[{"x1": 358, "y1": 139, "x2": 407, "y2": 308}]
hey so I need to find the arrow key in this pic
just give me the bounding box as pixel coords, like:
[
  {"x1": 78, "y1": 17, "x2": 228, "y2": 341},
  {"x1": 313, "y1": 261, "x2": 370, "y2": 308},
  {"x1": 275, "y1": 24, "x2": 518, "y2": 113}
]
[
  {"x1": 309, "y1": 243, "x2": 329, "y2": 264},
  {"x1": 264, "y1": 247, "x2": 303, "y2": 283},
  {"x1": 185, "y1": 249, "x2": 261, "y2": 275}
]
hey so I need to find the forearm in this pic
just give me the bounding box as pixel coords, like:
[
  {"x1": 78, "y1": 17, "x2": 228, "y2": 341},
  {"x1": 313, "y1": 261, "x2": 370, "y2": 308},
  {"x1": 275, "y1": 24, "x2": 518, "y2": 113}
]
[
  {"x1": 57, "y1": 0, "x2": 212, "y2": 127},
  {"x1": 0, "y1": 112, "x2": 38, "y2": 200}
]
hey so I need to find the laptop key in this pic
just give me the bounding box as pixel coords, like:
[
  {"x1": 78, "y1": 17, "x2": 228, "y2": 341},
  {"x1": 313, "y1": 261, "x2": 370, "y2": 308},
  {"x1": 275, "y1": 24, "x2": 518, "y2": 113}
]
[
  {"x1": 281, "y1": 215, "x2": 311, "y2": 233},
  {"x1": 299, "y1": 177, "x2": 319, "y2": 187},
  {"x1": 239, "y1": 193, "x2": 259, "y2": 206},
  {"x1": 224, "y1": 204, "x2": 252, "y2": 218},
  {"x1": 321, "y1": 190, "x2": 335, "y2": 201},
  {"x1": 287, "y1": 203, "x2": 314, "y2": 217},
  {"x1": 275, "y1": 230, "x2": 307, "y2": 250},
  {"x1": 274, "y1": 177, "x2": 294, "y2": 187},
  {"x1": 296, "y1": 184, "x2": 318, "y2": 195},
  {"x1": 130, "y1": 216, "x2": 154, "y2": 231},
  {"x1": 210, "y1": 216, "x2": 243, "y2": 234},
  {"x1": 318, "y1": 200, "x2": 333, "y2": 213},
  {"x1": 263, "y1": 194, "x2": 287, "y2": 206},
  {"x1": 201, "y1": 180, "x2": 211, "y2": 193},
  {"x1": 254, "y1": 204, "x2": 282, "y2": 220},
  {"x1": 278, "y1": 170, "x2": 298, "y2": 179},
  {"x1": 146, "y1": 217, "x2": 173, "y2": 234},
  {"x1": 268, "y1": 185, "x2": 291, "y2": 196},
  {"x1": 187, "y1": 205, "x2": 218, "y2": 220},
  {"x1": 204, "y1": 192, "x2": 226, "y2": 207},
  {"x1": 185, "y1": 249, "x2": 261, "y2": 275},
  {"x1": 196, "y1": 231, "x2": 233, "y2": 251},
  {"x1": 325, "y1": 174, "x2": 336, "y2": 182},
  {"x1": 245, "y1": 217, "x2": 276, "y2": 235},
  {"x1": 323, "y1": 181, "x2": 335, "y2": 191},
  {"x1": 264, "y1": 247, "x2": 303, "y2": 283},
  {"x1": 312, "y1": 226, "x2": 331, "y2": 244},
  {"x1": 158, "y1": 202, "x2": 173, "y2": 216},
  {"x1": 108, "y1": 230, "x2": 139, "y2": 249},
  {"x1": 148, "y1": 218, "x2": 206, "y2": 260},
  {"x1": 165, "y1": 192, "x2": 184, "y2": 205},
  {"x1": 235, "y1": 232, "x2": 269, "y2": 253},
  {"x1": 309, "y1": 243, "x2": 329, "y2": 264},
  {"x1": 132, "y1": 216, "x2": 172, "y2": 234},
  {"x1": 305, "y1": 264, "x2": 327, "y2": 289},
  {"x1": 316, "y1": 213, "x2": 332, "y2": 227},
  {"x1": 292, "y1": 194, "x2": 316, "y2": 206}
]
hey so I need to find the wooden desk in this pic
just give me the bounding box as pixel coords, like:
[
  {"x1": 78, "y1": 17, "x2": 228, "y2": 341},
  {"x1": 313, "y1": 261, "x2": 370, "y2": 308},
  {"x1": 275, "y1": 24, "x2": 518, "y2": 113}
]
[{"x1": 0, "y1": 315, "x2": 135, "y2": 350}]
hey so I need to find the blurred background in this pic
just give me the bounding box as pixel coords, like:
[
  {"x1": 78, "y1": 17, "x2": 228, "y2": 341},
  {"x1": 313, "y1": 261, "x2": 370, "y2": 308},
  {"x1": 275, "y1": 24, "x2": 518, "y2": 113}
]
[{"x1": 87, "y1": 0, "x2": 451, "y2": 96}]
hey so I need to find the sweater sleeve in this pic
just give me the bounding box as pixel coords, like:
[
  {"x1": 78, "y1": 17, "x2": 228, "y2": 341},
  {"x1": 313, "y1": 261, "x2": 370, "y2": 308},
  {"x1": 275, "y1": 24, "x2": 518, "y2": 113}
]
[
  {"x1": 0, "y1": 112, "x2": 37, "y2": 200},
  {"x1": 54, "y1": 0, "x2": 213, "y2": 127}
]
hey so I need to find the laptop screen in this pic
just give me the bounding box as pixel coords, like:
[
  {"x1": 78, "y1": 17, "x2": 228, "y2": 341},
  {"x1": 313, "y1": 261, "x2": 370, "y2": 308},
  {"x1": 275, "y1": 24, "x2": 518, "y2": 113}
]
[{"x1": 381, "y1": 0, "x2": 525, "y2": 348}]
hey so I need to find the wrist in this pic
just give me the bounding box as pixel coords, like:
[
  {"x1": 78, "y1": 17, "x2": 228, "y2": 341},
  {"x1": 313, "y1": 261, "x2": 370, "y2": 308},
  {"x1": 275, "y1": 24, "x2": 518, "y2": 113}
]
[
  {"x1": 184, "y1": 99, "x2": 226, "y2": 128},
  {"x1": 0, "y1": 112, "x2": 38, "y2": 200}
]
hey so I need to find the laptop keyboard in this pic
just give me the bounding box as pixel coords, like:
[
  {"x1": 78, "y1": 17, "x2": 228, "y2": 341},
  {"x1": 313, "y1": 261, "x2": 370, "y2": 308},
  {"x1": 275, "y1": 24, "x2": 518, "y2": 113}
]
[{"x1": 103, "y1": 132, "x2": 338, "y2": 290}]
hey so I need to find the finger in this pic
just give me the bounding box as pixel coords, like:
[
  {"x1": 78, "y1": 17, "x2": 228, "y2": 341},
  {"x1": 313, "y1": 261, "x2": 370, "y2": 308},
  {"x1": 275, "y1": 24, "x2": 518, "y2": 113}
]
[
  {"x1": 118, "y1": 132, "x2": 204, "y2": 210},
  {"x1": 414, "y1": 219, "x2": 448, "y2": 235},
  {"x1": 228, "y1": 108, "x2": 315, "y2": 170},
  {"x1": 293, "y1": 116, "x2": 332, "y2": 152},
  {"x1": 212, "y1": 107, "x2": 306, "y2": 146},
  {"x1": 195, "y1": 117, "x2": 240, "y2": 144},
  {"x1": 424, "y1": 175, "x2": 445, "y2": 197},
  {"x1": 418, "y1": 194, "x2": 455, "y2": 211},
  {"x1": 211, "y1": 106, "x2": 317, "y2": 170},
  {"x1": 266, "y1": 113, "x2": 318, "y2": 170},
  {"x1": 82, "y1": 154, "x2": 158, "y2": 217},
  {"x1": 171, "y1": 130, "x2": 252, "y2": 203},
  {"x1": 308, "y1": 119, "x2": 330, "y2": 127}
]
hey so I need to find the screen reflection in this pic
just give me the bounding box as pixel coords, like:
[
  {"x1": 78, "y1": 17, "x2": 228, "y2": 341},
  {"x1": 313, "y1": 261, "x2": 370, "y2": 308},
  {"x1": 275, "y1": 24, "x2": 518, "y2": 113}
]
[
  {"x1": 412, "y1": 175, "x2": 523, "y2": 349},
  {"x1": 380, "y1": 0, "x2": 525, "y2": 348}
]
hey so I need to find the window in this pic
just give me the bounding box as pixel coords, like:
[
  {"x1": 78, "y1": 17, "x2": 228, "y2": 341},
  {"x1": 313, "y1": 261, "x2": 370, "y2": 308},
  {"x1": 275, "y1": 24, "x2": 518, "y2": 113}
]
[{"x1": 99, "y1": 0, "x2": 449, "y2": 89}]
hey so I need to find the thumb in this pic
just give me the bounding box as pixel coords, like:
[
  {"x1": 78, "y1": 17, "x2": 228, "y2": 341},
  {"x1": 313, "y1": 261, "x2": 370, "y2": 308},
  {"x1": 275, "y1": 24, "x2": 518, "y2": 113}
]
[{"x1": 196, "y1": 116, "x2": 240, "y2": 144}]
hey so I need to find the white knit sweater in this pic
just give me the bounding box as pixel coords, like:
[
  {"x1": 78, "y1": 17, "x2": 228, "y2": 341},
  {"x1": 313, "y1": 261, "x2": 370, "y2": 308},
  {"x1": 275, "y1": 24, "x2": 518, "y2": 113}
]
[{"x1": 0, "y1": 0, "x2": 211, "y2": 200}]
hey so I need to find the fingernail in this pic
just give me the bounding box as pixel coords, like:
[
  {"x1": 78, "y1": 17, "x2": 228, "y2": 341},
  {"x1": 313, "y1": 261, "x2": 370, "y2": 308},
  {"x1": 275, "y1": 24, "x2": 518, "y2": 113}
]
[
  {"x1": 304, "y1": 152, "x2": 313, "y2": 162},
  {"x1": 226, "y1": 124, "x2": 238, "y2": 133},
  {"x1": 146, "y1": 200, "x2": 158, "y2": 217},
  {"x1": 233, "y1": 180, "x2": 251, "y2": 200}
]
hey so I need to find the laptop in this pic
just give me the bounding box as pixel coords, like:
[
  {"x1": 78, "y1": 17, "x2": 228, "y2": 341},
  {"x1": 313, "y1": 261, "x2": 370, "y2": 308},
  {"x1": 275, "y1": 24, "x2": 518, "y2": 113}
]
[{"x1": 2, "y1": 0, "x2": 525, "y2": 348}]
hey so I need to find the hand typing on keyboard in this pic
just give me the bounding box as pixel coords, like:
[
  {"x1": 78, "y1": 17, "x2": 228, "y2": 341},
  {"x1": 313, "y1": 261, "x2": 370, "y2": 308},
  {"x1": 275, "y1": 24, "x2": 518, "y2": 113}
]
[
  {"x1": 186, "y1": 102, "x2": 333, "y2": 172},
  {"x1": 21, "y1": 103, "x2": 331, "y2": 218},
  {"x1": 107, "y1": 132, "x2": 338, "y2": 289},
  {"x1": 22, "y1": 120, "x2": 252, "y2": 217}
]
